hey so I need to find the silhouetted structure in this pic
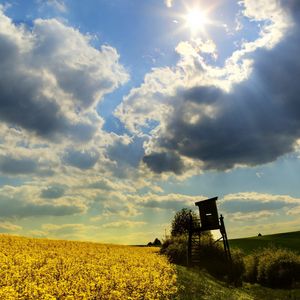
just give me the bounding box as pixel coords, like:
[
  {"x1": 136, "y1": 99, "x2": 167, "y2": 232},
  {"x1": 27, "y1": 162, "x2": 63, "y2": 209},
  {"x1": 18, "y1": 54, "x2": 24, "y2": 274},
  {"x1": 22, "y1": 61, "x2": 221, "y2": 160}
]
[{"x1": 187, "y1": 197, "x2": 231, "y2": 266}]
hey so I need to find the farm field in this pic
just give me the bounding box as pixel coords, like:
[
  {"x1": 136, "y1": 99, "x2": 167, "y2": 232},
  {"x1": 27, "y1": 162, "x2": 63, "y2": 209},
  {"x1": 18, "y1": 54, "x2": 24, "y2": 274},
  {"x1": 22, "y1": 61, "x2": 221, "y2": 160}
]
[
  {"x1": 229, "y1": 230, "x2": 300, "y2": 254},
  {"x1": 1, "y1": 233, "x2": 299, "y2": 299},
  {"x1": 0, "y1": 235, "x2": 177, "y2": 299}
]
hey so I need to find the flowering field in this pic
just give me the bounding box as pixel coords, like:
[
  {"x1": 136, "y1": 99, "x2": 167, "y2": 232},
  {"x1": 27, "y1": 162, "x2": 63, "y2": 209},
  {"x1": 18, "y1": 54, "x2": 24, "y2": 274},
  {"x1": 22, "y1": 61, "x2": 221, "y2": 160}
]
[{"x1": 0, "y1": 235, "x2": 178, "y2": 299}]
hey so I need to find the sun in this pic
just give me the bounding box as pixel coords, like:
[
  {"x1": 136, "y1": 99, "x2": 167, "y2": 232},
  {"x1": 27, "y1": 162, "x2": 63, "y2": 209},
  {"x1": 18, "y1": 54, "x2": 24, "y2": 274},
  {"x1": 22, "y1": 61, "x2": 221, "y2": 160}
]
[{"x1": 185, "y1": 8, "x2": 208, "y2": 34}]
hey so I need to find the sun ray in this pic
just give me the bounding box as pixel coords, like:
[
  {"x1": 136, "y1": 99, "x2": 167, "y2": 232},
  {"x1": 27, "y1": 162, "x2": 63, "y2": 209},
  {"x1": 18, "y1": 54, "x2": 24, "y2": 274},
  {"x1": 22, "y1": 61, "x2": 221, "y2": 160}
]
[
  {"x1": 167, "y1": 2, "x2": 222, "y2": 39},
  {"x1": 185, "y1": 8, "x2": 209, "y2": 35}
]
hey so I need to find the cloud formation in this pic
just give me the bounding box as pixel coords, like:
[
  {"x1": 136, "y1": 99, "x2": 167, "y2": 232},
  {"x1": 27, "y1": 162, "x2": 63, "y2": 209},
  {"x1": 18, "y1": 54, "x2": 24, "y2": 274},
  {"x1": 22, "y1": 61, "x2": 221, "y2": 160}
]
[
  {"x1": 0, "y1": 154, "x2": 54, "y2": 176},
  {"x1": 102, "y1": 220, "x2": 146, "y2": 229},
  {"x1": 164, "y1": 0, "x2": 173, "y2": 8},
  {"x1": 220, "y1": 192, "x2": 300, "y2": 213},
  {"x1": 41, "y1": 223, "x2": 98, "y2": 237},
  {"x1": 63, "y1": 148, "x2": 99, "y2": 170},
  {"x1": 41, "y1": 184, "x2": 65, "y2": 199},
  {"x1": 0, "y1": 155, "x2": 38, "y2": 175},
  {"x1": 0, "y1": 185, "x2": 86, "y2": 218},
  {"x1": 0, "y1": 8, "x2": 128, "y2": 141},
  {"x1": 118, "y1": 0, "x2": 300, "y2": 174},
  {"x1": 143, "y1": 151, "x2": 184, "y2": 174},
  {"x1": 42, "y1": 0, "x2": 67, "y2": 12},
  {"x1": 0, "y1": 221, "x2": 22, "y2": 232},
  {"x1": 228, "y1": 211, "x2": 276, "y2": 222}
]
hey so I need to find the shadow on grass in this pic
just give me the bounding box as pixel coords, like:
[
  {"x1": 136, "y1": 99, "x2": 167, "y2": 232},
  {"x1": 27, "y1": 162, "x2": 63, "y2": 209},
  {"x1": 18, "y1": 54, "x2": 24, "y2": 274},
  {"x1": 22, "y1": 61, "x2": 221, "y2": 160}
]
[{"x1": 175, "y1": 265, "x2": 300, "y2": 300}]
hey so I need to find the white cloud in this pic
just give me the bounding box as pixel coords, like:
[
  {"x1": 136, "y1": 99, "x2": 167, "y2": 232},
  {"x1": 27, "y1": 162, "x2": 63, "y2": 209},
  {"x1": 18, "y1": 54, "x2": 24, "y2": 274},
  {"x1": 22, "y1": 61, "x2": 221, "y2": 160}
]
[
  {"x1": 37, "y1": 0, "x2": 67, "y2": 13},
  {"x1": 0, "y1": 7, "x2": 134, "y2": 190},
  {"x1": 45, "y1": 0, "x2": 67, "y2": 12},
  {"x1": 0, "y1": 185, "x2": 88, "y2": 218},
  {"x1": 38, "y1": 223, "x2": 99, "y2": 240},
  {"x1": 114, "y1": 0, "x2": 294, "y2": 176},
  {"x1": 0, "y1": 221, "x2": 22, "y2": 231},
  {"x1": 164, "y1": 0, "x2": 173, "y2": 8},
  {"x1": 220, "y1": 192, "x2": 300, "y2": 216},
  {"x1": 126, "y1": 192, "x2": 207, "y2": 211},
  {"x1": 223, "y1": 192, "x2": 300, "y2": 204},
  {"x1": 102, "y1": 220, "x2": 146, "y2": 229},
  {"x1": 0, "y1": 8, "x2": 128, "y2": 141},
  {"x1": 116, "y1": 0, "x2": 291, "y2": 135},
  {"x1": 42, "y1": 223, "x2": 97, "y2": 232},
  {"x1": 228, "y1": 210, "x2": 276, "y2": 222},
  {"x1": 286, "y1": 206, "x2": 300, "y2": 216}
]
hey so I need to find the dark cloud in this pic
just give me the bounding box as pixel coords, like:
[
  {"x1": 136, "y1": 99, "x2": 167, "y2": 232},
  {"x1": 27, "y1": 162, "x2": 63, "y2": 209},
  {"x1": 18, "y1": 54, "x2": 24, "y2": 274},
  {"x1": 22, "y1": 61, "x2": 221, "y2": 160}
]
[
  {"x1": 143, "y1": 152, "x2": 184, "y2": 174},
  {"x1": 0, "y1": 199, "x2": 83, "y2": 218},
  {"x1": 0, "y1": 155, "x2": 54, "y2": 177},
  {"x1": 69, "y1": 122, "x2": 97, "y2": 142},
  {"x1": 0, "y1": 19, "x2": 74, "y2": 140},
  {"x1": 88, "y1": 180, "x2": 112, "y2": 190},
  {"x1": 142, "y1": 199, "x2": 189, "y2": 210},
  {"x1": 144, "y1": 1, "x2": 300, "y2": 173},
  {"x1": 0, "y1": 65, "x2": 68, "y2": 139},
  {"x1": 107, "y1": 137, "x2": 145, "y2": 168},
  {"x1": 63, "y1": 148, "x2": 99, "y2": 170},
  {"x1": 41, "y1": 185, "x2": 65, "y2": 199},
  {"x1": 0, "y1": 156, "x2": 37, "y2": 175}
]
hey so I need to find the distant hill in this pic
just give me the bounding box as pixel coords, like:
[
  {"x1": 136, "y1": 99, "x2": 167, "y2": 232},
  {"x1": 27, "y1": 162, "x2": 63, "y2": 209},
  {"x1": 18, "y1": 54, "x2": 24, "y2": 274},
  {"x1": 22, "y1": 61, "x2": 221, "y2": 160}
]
[{"x1": 229, "y1": 230, "x2": 300, "y2": 254}]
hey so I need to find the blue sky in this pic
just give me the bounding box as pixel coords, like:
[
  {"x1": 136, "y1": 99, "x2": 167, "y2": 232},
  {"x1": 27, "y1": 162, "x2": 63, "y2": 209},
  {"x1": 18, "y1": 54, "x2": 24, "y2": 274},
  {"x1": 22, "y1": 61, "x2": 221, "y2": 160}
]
[{"x1": 0, "y1": 0, "x2": 300, "y2": 244}]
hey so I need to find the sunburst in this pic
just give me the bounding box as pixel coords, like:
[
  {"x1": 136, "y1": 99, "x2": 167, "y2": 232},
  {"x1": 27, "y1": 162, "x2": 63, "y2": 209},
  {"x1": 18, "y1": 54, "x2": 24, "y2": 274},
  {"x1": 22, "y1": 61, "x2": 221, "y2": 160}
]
[{"x1": 185, "y1": 8, "x2": 209, "y2": 35}]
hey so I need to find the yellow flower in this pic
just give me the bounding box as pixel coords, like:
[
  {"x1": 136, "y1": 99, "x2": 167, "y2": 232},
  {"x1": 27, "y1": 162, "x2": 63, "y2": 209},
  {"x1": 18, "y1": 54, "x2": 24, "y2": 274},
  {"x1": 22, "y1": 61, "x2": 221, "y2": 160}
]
[{"x1": 0, "y1": 235, "x2": 177, "y2": 299}]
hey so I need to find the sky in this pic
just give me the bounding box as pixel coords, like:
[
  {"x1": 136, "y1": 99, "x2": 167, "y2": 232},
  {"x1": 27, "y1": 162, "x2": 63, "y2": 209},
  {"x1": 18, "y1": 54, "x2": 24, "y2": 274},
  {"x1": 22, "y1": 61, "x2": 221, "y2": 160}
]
[{"x1": 0, "y1": 0, "x2": 300, "y2": 244}]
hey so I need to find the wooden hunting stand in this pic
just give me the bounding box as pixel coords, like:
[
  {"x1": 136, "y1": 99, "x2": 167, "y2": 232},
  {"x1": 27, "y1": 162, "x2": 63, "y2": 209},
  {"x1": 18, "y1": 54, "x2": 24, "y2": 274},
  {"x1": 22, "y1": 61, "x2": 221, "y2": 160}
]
[{"x1": 187, "y1": 196, "x2": 231, "y2": 266}]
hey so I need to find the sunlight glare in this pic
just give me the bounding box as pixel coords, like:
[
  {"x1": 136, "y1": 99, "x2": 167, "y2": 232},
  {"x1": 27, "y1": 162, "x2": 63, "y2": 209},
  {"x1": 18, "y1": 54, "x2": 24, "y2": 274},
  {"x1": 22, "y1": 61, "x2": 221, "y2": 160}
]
[{"x1": 185, "y1": 8, "x2": 208, "y2": 34}]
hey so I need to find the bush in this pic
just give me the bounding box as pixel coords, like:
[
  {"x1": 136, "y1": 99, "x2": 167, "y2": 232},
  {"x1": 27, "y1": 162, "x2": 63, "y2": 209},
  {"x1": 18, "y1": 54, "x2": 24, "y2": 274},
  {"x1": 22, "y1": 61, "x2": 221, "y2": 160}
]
[
  {"x1": 160, "y1": 234, "x2": 245, "y2": 285},
  {"x1": 230, "y1": 248, "x2": 245, "y2": 285},
  {"x1": 160, "y1": 235, "x2": 188, "y2": 265},
  {"x1": 244, "y1": 247, "x2": 300, "y2": 288},
  {"x1": 153, "y1": 238, "x2": 162, "y2": 246},
  {"x1": 244, "y1": 251, "x2": 259, "y2": 283},
  {"x1": 195, "y1": 238, "x2": 244, "y2": 284}
]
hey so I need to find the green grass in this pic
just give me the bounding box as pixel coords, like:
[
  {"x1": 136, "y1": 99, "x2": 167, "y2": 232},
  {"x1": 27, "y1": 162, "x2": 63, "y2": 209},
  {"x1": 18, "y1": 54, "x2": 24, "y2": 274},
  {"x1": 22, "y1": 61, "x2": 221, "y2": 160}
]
[
  {"x1": 174, "y1": 231, "x2": 300, "y2": 299},
  {"x1": 229, "y1": 231, "x2": 300, "y2": 254},
  {"x1": 176, "y1": 265, "x2": 300, "y2": 300}
]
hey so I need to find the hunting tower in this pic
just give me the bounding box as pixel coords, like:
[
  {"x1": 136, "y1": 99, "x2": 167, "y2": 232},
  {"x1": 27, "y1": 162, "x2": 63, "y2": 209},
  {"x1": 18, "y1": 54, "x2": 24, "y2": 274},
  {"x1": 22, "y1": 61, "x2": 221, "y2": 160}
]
[{"x1": 187, "y1": 196, "x2": 231, "y2": 266}]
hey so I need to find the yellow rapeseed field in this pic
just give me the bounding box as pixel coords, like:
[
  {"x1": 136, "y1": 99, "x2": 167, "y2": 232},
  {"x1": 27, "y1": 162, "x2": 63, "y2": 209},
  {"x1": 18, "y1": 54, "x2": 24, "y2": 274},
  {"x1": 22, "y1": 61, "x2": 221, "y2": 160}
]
[{"x1": 0, "y1": 235, "x2": 178, "y2": 300}]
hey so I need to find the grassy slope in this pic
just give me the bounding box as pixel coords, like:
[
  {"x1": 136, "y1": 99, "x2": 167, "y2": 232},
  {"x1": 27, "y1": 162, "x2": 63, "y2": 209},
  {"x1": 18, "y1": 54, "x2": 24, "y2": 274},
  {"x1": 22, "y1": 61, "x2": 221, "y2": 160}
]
[
  {"x1": 176, "y1": 266, "x2": 300, "y2": 300},
  {"x1": 229, "y1": 231, "x2": 300, "y2": 254}
]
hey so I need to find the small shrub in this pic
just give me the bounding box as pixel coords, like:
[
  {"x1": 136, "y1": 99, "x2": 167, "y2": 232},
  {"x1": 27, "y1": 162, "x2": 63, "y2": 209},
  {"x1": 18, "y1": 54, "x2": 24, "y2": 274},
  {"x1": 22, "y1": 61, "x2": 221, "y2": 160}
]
[
  {"x1": 160, "y1": 234, "x2": 245, "y2": 285},
  {"x1": 243, "y1": 251, "x2": 259, "y2": 283},
  {"x1": 153, "y1": 238, "x2": 162, "y2": 246},
  {"x1": 160, "y1": 235, "x2": 188, "y2": 265},
  {"x1": 230, "y1": 248, "x2": 245, "y2": 285},
  {"x1": 197, "y1": 240, "x2": 244, "y2": 285},
  {"x1": 244, "y1": 247, "x2": 300, "y2": 288},
  {"x1": 147, "y1": 238, "x2": 162, "y2": 247}
]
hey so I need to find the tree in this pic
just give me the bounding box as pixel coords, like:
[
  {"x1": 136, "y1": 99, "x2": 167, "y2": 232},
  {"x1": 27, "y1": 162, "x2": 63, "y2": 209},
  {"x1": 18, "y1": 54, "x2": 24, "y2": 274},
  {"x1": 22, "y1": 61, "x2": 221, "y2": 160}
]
[
  {"x1": 171, "y1": 208, "x2": 198, "y2": 236},
  {"x1": 153, "y1": 238, "x2": 162, "y2": 246}
]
